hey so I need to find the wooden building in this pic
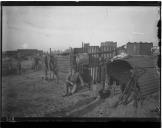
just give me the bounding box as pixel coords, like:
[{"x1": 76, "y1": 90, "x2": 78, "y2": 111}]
[{"x1": 127, "y1": 42, "x2": 153, "y2": 56}]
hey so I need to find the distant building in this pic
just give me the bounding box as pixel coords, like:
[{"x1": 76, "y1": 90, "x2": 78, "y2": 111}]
[
  {"x1": 82, "y1": 43, "x2": 90, "y2": 53},
  {"x1": 4, "y1": 50, "x2": 18, "y2": 58},
  {"x1": 17, "y1": 49, "x2": 43, "y2": 57},
  {"x1": 88, "y1": 46, "x2": 100, "y2": 53},
  {"x1": 83, "y1": 43, "x2": 90, "y2": 48},
  {"x1": 127, "y1": 42, "x2": 153, "y2": 55},
  {"x1": 73, "y1": 48, "x2": 82, "y2": 54},
  {"x1": 117, "y1": 45, "x2": 127, "y2": 55},
  {"x1": 100, "y1": 41, "x2": 117, "y2": 47},
  {"x1": 100, "y1": 41, "x2": 117, "y2": 52},
  {"x1": 74, "y1": 43, "x2": 90, "y2": 54}
]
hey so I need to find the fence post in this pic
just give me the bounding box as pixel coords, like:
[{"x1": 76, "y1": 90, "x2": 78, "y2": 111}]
[{"x1": 70, "y1": 47, "x2": 73, "y2": 72}]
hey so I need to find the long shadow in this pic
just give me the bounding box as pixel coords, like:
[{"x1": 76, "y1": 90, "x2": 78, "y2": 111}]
[
  {"x1": 66, "y1": 99, "x2": 105, "y2": 117},
  {"x1": 44, "y1": 97, "x2": 97, "y2": 117}
]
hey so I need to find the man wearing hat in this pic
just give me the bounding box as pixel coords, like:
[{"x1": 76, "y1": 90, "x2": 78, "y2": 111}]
[{"x1": 63, "y1": 66, "x2": 84, "y2": 96}]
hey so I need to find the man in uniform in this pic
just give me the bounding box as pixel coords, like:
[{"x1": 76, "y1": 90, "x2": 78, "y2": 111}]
[
  {"x1": 44, "y1": 54, "x2": 49, "y2": 80},
  {"x1": 17, "y1": 60, "x2": 22, "y2": 74},
  {"x1": 33, "y1": 56, "x2": 39, "y2": 71},
  {"x1": 63, "y1": 67, "x2": 84, "y2": 96}
]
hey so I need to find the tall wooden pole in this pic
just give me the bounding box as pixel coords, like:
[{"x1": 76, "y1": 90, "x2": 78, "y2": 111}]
[
  {"x1": 82, "y1": 42, "x2": 83, "y2": 53},
  {"x1": 70, "y1": 47, "x2": 72, "y2": 73},
  {"x1": 50, "y1": 48, "x2": 51, "y2": 79}
]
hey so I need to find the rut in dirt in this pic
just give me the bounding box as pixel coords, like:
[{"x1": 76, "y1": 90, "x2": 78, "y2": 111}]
[
  {"x1": 44, "y1": 96, "x2": 105, "y2": 117},
  {"x1": 66, "y1": 98, "x2": 105, "y2": 117}
]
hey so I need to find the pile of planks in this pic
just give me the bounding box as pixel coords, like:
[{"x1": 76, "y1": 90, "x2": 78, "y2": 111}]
[
  {"x1": 123, "y1": 55, "x2": 160, "y2": 97},
  {"x1": 139, "y1": 68, "x2": 160, "y2": 97},
  {"x1": 56, "y1": 55, "x2": 71, "y2": 74}
]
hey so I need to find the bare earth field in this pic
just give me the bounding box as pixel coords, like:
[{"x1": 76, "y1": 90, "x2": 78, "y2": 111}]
[{"x1": 2, "y1": 70, "x2": 160, "y2": 118}]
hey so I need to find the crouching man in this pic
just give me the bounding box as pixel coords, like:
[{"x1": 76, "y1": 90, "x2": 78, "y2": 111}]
[{"x1": 63, "y1": 67, "x2": 84, "y2": 97}]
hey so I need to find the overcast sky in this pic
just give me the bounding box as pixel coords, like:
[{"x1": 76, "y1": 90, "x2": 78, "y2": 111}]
[{"x1": 2, "y1": 6, "x2": 160, "y2": 51}]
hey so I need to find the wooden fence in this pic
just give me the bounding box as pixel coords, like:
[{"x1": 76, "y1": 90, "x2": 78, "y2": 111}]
[
  {"x1": 56, "y1": 55, "x2": 71, "y2": 74},
  {"x1": 88, "y1": 48, "x2": 117, "y2": 83},
  {"x1": 70, "y1": 47, "x2": 118, "y2": 83}
]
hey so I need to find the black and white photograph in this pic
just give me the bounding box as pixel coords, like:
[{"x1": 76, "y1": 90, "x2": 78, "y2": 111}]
[{"x1": 1, "y1": 2, "x2": 161, "y2": 119}]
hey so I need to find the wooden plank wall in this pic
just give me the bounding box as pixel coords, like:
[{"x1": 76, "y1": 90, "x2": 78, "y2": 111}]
[
  {"x1": 88, "y1": 46, "x2": 100, "y2": 83},
  {"x1": 56, "y1": 55, "x2": 71, "y2": 74},
  {"x1": 88, "y1": 46, "x2": 117, "y2": 83}
]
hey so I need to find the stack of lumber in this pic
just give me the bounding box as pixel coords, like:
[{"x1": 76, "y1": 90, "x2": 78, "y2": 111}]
[
  {"x1": 56, "y1": 55, "x2": 71, "y2": 74},
  {"x1": 123, "y1": 55, "x2": 160, "y2": 97},
  {"x1": 139, "y1": 68, "x2": 160, "y2": 97}
]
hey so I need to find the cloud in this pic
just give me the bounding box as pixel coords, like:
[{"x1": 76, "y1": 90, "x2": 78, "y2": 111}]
[{"x1": 21, "y1": 43, "x2": 28, "y2": 49}]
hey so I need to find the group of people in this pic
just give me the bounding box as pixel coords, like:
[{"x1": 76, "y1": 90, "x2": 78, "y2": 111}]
[{"x1": 14, "y1": 53, "x2": 59, "y2": 83}]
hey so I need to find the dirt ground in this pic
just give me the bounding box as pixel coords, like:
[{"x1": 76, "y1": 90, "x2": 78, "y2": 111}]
[{"x1": 2, "y1": 70, "x2": 160, "y2": 118}]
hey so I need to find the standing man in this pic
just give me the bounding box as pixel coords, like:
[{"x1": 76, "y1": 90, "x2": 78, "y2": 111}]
[
  {"x1": 34, "y1": 56, "x2": 39, "y2": 71},
  {"x1": 49, "y1": 55, "x2": 59, "y2": 83},
  {"x1": 44, "y1": 53, "x2": 49, "y2": 80}
]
